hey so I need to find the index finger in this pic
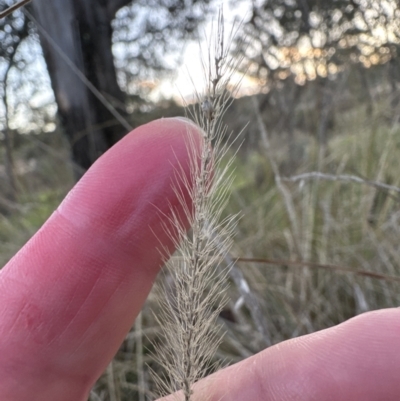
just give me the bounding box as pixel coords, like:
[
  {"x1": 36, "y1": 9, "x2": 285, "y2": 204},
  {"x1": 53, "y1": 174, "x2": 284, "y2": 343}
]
[{"x1": 0, "y1": 117, "x2": 201, "y2": 401}]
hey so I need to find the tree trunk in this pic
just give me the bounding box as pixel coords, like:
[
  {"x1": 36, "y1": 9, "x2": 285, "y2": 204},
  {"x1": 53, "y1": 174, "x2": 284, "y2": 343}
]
[{"x1": 31, "y1": 0, "x2": 131, "y2": 178}]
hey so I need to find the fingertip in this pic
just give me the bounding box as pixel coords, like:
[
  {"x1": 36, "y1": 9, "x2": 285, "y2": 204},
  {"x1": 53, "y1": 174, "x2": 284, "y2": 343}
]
[
  {"x1": 0, "y1": 117, "x2": 203, "y2": 400},
  {"x1": 58, "y1": 117, "x2": 202, "y2": 227}
]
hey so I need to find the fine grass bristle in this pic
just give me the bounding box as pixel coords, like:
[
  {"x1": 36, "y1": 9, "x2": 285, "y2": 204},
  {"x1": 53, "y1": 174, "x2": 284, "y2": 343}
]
[{"x1": 151, "y1": 10, "x2": 241, "y2": 401}]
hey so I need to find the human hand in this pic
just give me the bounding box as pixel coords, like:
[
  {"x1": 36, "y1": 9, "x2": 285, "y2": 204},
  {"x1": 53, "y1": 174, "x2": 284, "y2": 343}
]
[
  {"x1": 0, "y1": 118, "x2": 198, "y2": 400},
  {"x1": 0, "y1": 118, "x2": 399, "y2": 401},
  {"x1": 162, "y1": 308, "x2": 400, "y2": 401}
]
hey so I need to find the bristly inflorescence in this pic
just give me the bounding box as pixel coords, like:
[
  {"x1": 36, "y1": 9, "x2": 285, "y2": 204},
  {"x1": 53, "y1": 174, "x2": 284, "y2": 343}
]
[{"x1": 151, "y1": 9, "x2": 244, "y2": 401}]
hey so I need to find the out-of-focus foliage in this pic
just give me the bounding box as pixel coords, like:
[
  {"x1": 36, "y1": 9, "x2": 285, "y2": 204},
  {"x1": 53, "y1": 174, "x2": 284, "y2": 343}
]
[
  {"x1": 233, "y1": 0, "x2": 400, "y2": 84},
  {"x1": 0, "y1": 0, "x2": 214, "y2": 173},
  {"x1": 0, "y1": 0, "x2": 214, "y2": 129},
  {"x1": 0, "y1": 2, "x2": 56, "y2": 134},
  {"x1": 0, "y1": 0, "x2": 30, "y2": 62},
  {"x1": 113, "y1": 0, "x2": 213, "y2": 96}
]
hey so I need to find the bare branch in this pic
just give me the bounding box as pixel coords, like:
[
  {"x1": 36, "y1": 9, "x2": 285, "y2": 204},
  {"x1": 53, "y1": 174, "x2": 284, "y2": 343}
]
[
  {"x1": 0, "y1": 0, "x2": 30, "y2": 19},
  {"x1": 236, "y1": 257, "x2": 400, "y2": 284},
  {"x1": 283, "y1": 172, "x2": 400, "y2": 195}
]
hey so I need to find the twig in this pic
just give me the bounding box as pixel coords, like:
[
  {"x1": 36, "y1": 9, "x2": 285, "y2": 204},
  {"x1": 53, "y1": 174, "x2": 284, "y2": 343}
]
[
  {"x1": 237, "y1": 257, "x2": 400, "y2": 283},
  {"x1": 283, "y1": 172, "x2": 400, "y2": 195},
  {"x1": 0, "y1": 0, "x2": 30, "y2": 19}
]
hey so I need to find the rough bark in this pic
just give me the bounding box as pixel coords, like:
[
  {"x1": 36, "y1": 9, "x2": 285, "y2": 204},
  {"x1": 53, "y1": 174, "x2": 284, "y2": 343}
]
[{"x1": 31, "y1": 0, "x2": 130, "y2": 178}]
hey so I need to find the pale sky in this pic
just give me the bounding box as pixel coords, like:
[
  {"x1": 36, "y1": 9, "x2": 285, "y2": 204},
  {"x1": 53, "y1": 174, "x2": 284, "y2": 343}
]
[
  {"x1": 149, "y1": 0, "x2": 258, "y2": 104},
  {"x1": 3, "y1": 1, "x2": 254, "y2": 132}
]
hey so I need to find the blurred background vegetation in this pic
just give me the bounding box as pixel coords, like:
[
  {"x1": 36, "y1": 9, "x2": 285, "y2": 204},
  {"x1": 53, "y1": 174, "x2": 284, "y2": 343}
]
[{"x1": 1, "y1": 0, "x2": 400, "y2": 399}]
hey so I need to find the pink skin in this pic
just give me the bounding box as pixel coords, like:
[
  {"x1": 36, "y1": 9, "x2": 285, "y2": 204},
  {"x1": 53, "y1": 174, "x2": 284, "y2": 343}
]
[
  {"x1": 163, "y1": 308, "x2": 400, "y2": 401},
  {"x1": 0, "y1": 118, "x2": 399, "y2": 401}
]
